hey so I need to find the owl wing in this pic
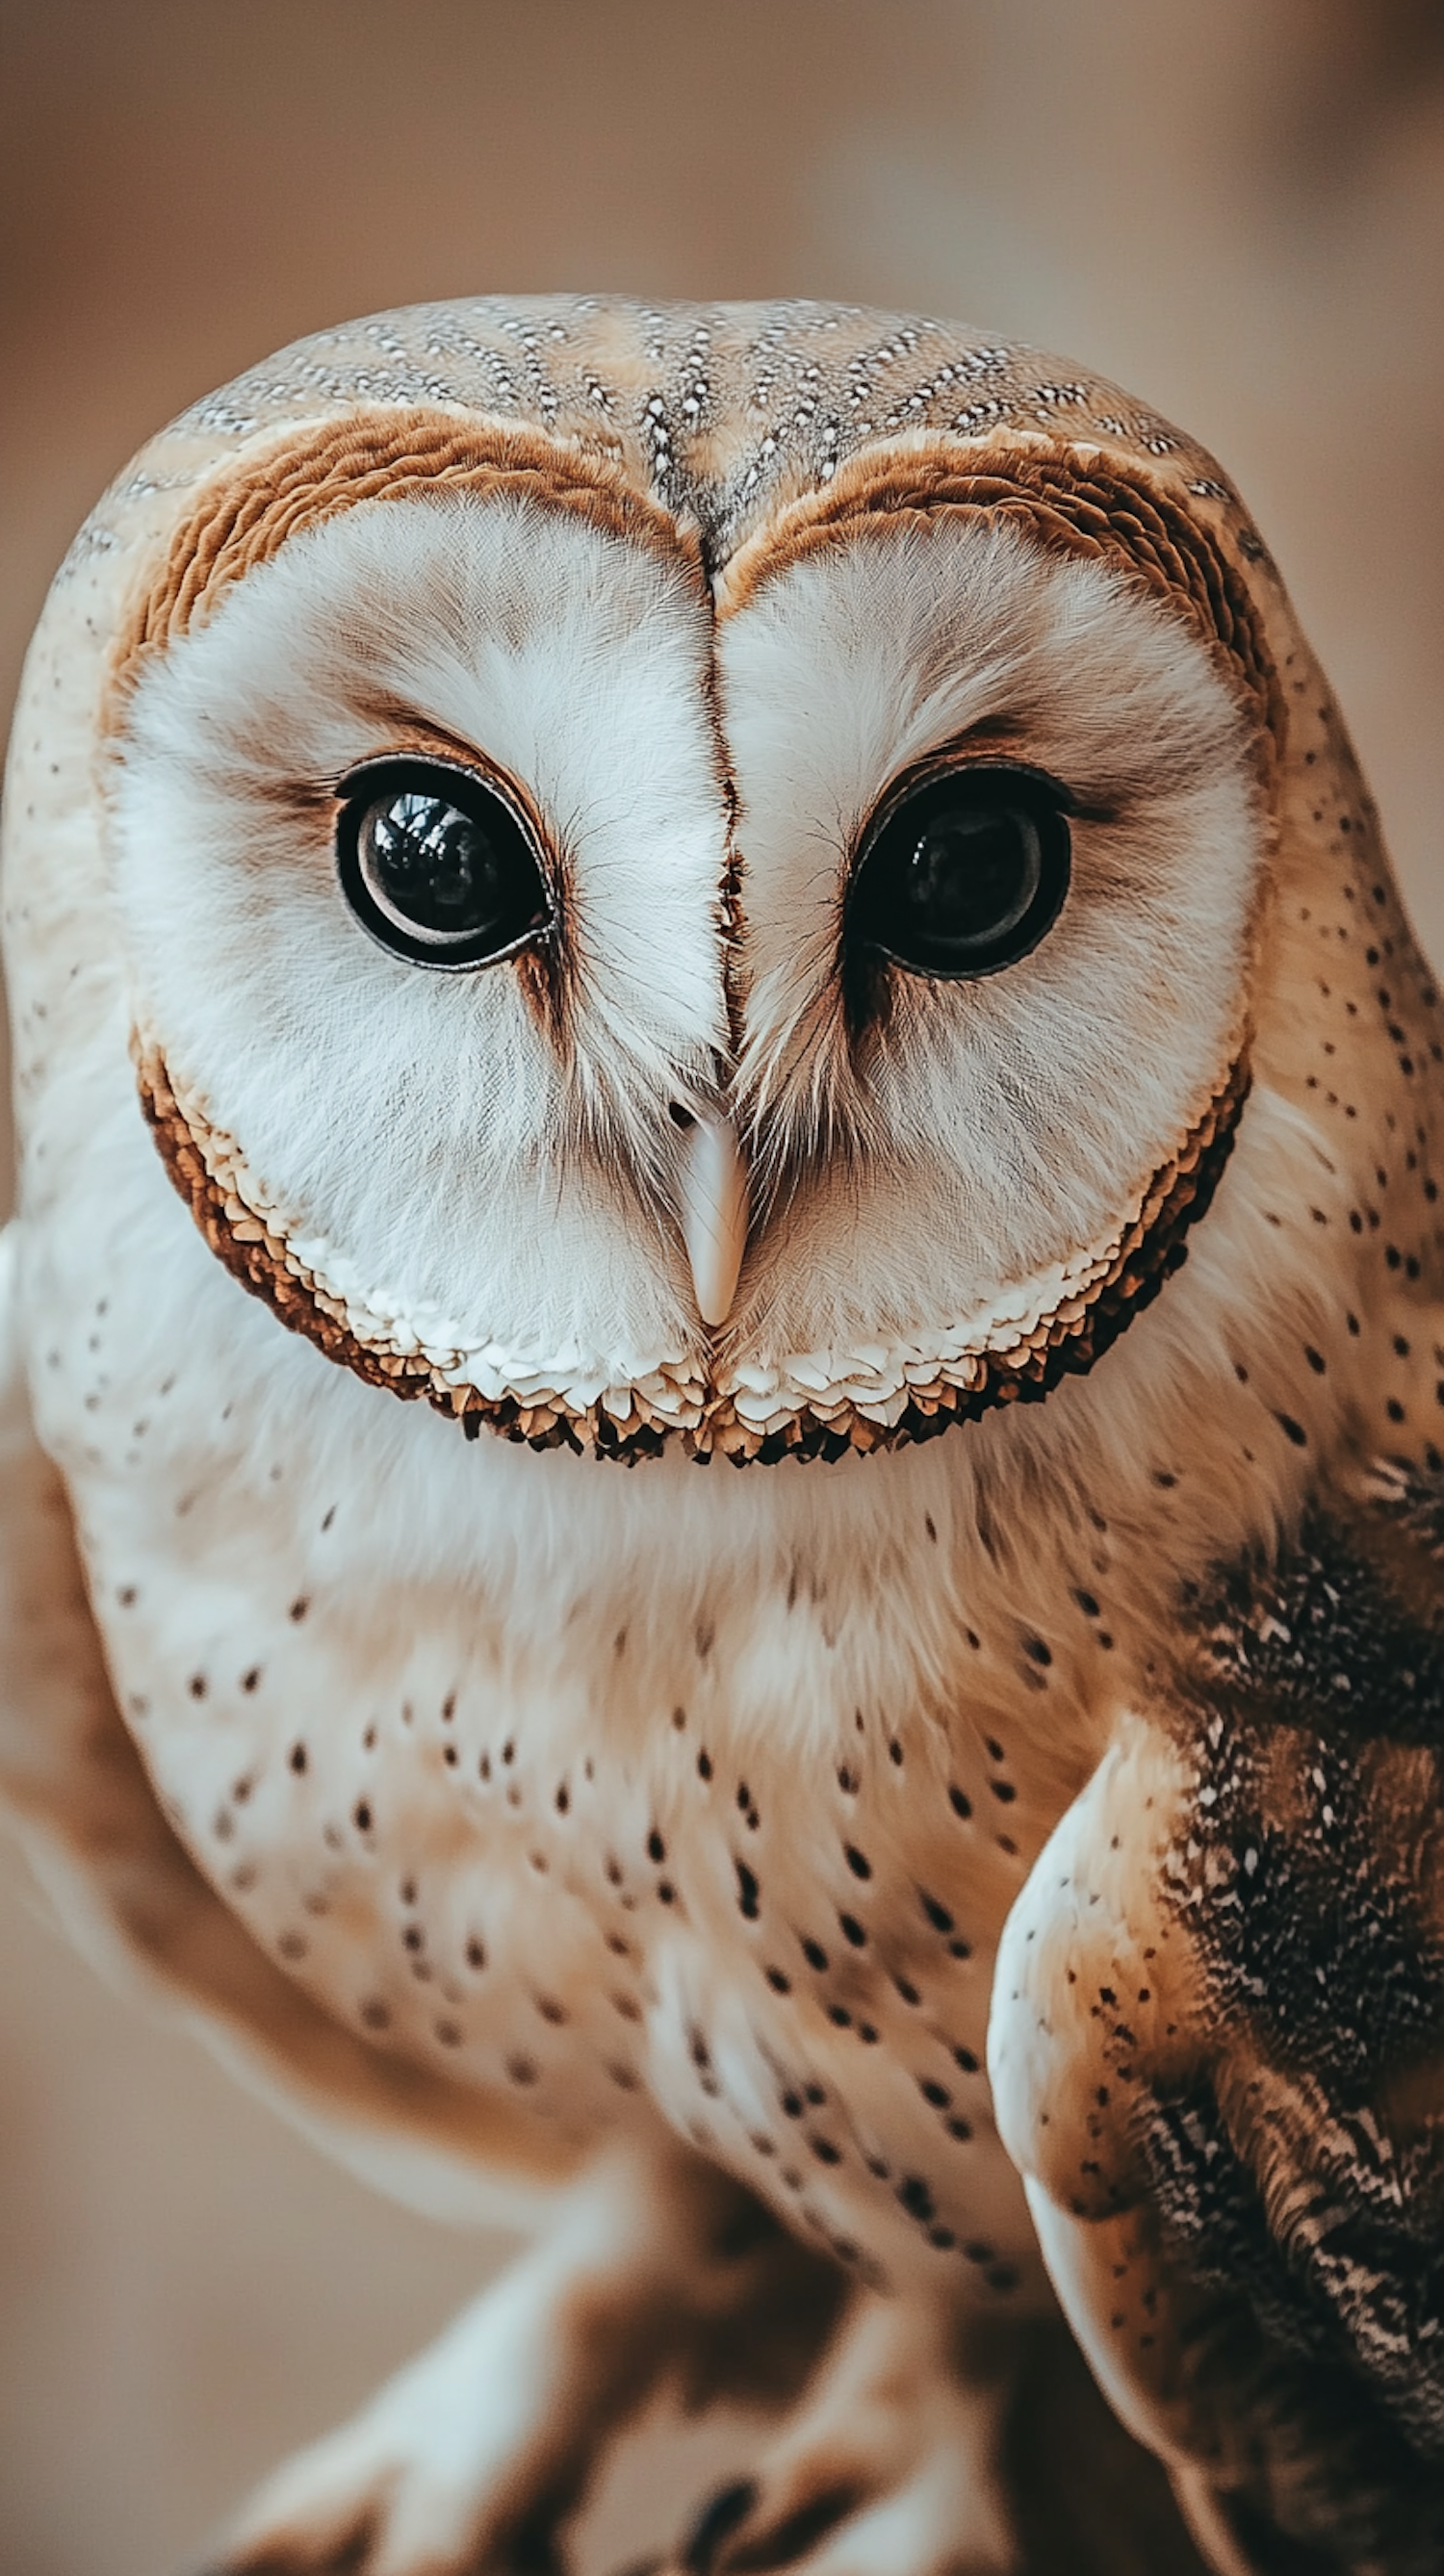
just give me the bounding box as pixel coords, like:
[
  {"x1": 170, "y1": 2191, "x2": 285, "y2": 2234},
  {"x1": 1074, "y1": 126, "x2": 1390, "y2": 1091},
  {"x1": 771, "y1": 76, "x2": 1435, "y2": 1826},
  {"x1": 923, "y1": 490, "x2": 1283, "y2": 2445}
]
[
  {"x1": 0, "y1": 1221, "x2": 579, "y2": 2221},
  {"x1": 989, "y1": 1448, "x2": 1444, "y2": 2575}
]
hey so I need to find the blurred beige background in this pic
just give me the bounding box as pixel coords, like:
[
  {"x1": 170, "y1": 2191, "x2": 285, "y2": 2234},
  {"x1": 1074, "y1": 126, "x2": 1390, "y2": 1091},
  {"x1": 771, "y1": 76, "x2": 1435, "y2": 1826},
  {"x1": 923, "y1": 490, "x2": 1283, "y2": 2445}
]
[{"x1": 2, "y1": 3, "x2": 1443, "y2": 2569}]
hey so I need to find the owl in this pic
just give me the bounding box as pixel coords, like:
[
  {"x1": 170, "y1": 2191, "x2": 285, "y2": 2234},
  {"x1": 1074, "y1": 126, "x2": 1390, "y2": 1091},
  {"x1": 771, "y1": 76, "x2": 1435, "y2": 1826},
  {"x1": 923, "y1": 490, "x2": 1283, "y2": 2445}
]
[{"x1": 3, "y1": 293, "x2": 1443, "y2": 2576}]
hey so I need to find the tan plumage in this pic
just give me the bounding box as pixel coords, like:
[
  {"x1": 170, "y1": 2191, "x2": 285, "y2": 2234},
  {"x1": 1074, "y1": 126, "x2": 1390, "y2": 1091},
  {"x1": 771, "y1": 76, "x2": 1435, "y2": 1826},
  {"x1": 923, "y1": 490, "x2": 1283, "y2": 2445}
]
[{"x1": 3, "y1": 296, "x2": 1442, "y2": 2573}]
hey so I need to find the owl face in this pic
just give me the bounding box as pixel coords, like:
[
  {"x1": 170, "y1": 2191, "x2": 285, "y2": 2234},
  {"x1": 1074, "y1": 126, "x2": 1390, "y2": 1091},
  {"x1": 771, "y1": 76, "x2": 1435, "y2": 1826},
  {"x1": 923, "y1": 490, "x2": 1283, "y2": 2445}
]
[{"x1": 105, "y1": 399, "x2": 1268, "y2": 1462}]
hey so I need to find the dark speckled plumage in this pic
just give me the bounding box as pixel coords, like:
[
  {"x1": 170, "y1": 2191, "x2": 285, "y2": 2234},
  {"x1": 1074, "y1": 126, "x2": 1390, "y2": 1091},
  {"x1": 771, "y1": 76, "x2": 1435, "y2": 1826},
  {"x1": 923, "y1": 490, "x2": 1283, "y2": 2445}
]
[{"x1": 1125, "y1": 1468, "x2": 1444, "y2": 2555}]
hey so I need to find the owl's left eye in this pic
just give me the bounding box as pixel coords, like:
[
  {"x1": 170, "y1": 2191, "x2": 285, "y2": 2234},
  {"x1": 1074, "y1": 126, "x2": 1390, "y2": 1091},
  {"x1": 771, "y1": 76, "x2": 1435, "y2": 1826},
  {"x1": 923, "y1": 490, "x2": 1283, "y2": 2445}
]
[
  {"x1": 847, "y1": 760, "x2": 1071, "y2": 983},
  {"x1": 334, "y1": 757, "x2": 554, "y2": 970}
]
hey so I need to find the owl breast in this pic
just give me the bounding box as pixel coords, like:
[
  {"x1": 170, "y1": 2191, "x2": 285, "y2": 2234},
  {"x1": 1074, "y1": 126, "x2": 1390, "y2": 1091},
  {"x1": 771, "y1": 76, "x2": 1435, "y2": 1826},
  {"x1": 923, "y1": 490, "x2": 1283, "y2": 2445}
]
[{"x1": 64, "y1": 1266, "x2": 1096, "y2": 2306}]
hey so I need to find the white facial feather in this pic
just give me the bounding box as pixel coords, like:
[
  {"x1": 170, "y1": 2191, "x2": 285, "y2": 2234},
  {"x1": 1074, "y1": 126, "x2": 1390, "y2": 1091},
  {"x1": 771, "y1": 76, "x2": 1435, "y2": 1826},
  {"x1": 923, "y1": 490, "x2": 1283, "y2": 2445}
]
[
  {"x1": 111, "y1": 493, "x2": 732, "y2": 1380},
  {"x1": 723, "y1": 517, "x2": 1258, "y2": 1347}
]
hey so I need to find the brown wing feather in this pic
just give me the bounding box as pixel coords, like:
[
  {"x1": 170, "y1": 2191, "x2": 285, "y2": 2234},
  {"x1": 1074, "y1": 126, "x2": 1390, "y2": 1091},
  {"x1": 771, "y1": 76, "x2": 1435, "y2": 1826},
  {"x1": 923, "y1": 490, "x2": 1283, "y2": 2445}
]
[{"x1": 991, "y1": 1448, "x2": 1444, "y2": 2573}]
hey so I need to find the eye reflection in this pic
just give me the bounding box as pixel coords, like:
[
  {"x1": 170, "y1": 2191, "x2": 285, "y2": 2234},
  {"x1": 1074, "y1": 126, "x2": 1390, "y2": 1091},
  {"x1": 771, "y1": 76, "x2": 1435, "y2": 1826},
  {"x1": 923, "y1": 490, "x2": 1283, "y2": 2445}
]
[{"x1": 335, "y1": 757, "x2": 553, "y2": 970}]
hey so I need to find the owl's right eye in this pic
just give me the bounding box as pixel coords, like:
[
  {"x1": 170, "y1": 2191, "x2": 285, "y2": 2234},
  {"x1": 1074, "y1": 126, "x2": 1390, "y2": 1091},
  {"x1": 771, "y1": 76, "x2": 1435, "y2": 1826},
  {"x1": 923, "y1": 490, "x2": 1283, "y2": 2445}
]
[{"x1": 335, "y1": 757, "x2": 554, "y2": 970}]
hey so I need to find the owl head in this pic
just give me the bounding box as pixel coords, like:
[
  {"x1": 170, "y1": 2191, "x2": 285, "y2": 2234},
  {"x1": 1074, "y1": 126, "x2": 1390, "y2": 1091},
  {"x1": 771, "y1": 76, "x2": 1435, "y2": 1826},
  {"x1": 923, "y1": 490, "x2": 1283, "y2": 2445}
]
[{"x1": 10, "y1": 298, "x2": 1435, "y2": 1482}]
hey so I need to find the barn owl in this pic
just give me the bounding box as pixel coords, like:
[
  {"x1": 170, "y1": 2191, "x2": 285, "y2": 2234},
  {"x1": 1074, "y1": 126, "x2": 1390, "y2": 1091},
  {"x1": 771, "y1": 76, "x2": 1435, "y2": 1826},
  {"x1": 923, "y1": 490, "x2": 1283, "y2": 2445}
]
[{"x1": 3, "y1": 292, "x2": 1442, "y2": 2576}]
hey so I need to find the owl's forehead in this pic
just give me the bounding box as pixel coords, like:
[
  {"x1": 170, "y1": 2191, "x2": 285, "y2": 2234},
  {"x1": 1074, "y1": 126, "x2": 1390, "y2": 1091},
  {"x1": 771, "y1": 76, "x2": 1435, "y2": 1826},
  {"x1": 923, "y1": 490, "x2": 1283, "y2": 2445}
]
[
  {"x1": 112, "y1": 297, "x2": 1277, "y2": 756},
  {"x1": 113, "y1": 296, "x2": 1268, "y2": 628},
  {"x1": 168, "y1": 296, "x2": 1229, "y2": 530}
]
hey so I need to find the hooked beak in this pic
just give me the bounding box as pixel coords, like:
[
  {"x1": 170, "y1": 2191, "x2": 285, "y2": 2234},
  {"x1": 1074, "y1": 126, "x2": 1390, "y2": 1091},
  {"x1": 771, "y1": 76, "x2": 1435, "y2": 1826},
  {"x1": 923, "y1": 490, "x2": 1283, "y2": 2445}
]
[{"x1": 670, "y1": 1102, "x2": 749, "y2": 1328}]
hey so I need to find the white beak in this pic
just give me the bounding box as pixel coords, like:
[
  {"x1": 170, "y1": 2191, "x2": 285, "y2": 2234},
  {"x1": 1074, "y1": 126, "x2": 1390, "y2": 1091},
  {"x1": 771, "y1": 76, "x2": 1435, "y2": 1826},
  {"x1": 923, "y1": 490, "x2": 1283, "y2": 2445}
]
[{"x1": 673, "y1": 1105, "x2": 749, "y2": 1328}]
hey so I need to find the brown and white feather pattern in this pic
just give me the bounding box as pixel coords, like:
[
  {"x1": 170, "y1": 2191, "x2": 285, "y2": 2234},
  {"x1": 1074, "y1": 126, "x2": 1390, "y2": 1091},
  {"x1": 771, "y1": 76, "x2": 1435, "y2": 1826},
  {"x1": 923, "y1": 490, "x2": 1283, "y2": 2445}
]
[{"x1": 3, "y1": 296, "x2": 1442, "y2": 2573}]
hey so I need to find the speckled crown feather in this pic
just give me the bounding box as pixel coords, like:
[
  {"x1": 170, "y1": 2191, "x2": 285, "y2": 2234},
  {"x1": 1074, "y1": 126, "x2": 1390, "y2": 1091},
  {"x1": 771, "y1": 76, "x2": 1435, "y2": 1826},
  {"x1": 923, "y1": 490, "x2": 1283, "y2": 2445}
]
[{"x1": 82, "y1": 295, "x2": 1281, "y2": 675}]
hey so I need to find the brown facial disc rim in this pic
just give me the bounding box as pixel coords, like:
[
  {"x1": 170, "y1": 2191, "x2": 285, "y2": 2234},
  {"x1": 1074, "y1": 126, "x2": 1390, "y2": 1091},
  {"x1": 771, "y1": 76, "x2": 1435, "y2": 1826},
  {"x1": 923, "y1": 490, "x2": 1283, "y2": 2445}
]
[
  {"x1": 136, "y1": 1039, "x2": 1251, "y2": 1467},
  {"x1": 106, "y1": 404, "x2": 709, "y2": 723}
]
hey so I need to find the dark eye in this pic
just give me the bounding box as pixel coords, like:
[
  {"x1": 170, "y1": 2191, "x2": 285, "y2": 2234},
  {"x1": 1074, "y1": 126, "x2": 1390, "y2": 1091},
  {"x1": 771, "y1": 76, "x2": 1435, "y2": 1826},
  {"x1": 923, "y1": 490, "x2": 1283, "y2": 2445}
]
[
  {"x1": 847, "y1": 761, "x2": 1070, "y2": 981},
  {"x1": 335, "y1": 758, "x2": 553, "y2": 969}
]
